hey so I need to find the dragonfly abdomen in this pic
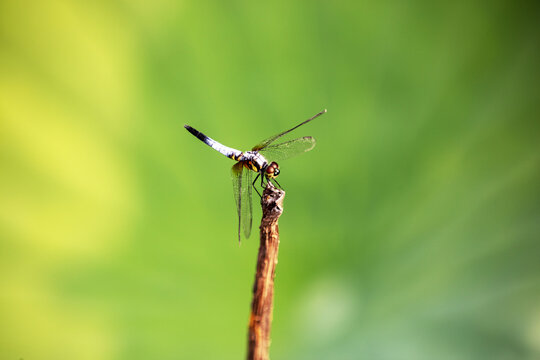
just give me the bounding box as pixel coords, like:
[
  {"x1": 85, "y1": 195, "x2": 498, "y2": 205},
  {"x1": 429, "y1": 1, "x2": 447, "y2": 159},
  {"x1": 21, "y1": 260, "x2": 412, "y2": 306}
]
[{"x1": 184, "y1": 125, "x2": 242, "y2": 160}]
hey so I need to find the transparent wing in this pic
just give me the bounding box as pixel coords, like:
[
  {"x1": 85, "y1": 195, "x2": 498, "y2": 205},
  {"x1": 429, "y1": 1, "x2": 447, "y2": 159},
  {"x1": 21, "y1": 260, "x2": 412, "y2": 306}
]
[
  {"x1": 257, "y1": 136, "x2": 316, "y2": 162},
  {"x1": 231, "y1": 162, "x2": 253, "y2": 242},
  {"x1": 231, "y1": 163, "x2": 243, "y2": 242},
  {"x1": 252, "y1": 109, "x2": 326, "y2": 151},
  {"x1": 241, "y1": 168, "x2": 253, "y2": 240}
]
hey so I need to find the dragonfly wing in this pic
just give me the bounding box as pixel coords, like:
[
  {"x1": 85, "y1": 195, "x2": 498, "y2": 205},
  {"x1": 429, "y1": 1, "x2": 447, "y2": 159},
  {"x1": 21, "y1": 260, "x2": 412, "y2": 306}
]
[
  {"x1": 231, "y1": 162, "x2": 253, "y2": 242},
  {"x1": 231, "y1": 162, "x2": 243, "y2": 242},
  {"x1": 242, "y1": 167, "x2": 253, "y2": 240},
  {"x1": 257, "y1": 136, "x2": 316, "y2": 162},
  {"x1": 252, "y1": 109, "x2": 326, "y2": 151}
]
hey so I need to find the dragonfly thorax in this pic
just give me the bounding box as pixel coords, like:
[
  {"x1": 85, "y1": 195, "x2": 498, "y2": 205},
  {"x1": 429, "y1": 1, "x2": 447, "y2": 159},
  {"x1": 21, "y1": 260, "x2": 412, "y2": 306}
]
[
  {"x1": 241, "y1": 151, "x2": 267, "y2": 172},
  {"x1": 241, "y1": 151, "x2": 280, "y2": 178}
]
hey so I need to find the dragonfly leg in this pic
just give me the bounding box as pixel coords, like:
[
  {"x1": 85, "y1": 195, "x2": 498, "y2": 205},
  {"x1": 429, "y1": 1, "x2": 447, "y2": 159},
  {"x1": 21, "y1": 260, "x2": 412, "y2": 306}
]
[
  {"x1": 252, "y1": 173, "x2": 262, "y2": 198},
  {"x1": 271, "y1": 178, "x2": 283, "y2": 190}
]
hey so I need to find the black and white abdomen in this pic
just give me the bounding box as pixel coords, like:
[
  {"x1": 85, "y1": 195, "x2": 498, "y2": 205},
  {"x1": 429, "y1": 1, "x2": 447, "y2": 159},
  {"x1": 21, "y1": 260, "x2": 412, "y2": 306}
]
[{"x1": 184, "y1": 125, "x2": 243, "y2": 159}]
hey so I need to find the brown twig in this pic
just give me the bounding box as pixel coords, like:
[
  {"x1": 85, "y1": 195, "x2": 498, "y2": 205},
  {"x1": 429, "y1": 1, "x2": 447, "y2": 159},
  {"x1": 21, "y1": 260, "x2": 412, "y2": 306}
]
[{"x1": 247, "y1": 183, "x2": 285, "y2": 360}]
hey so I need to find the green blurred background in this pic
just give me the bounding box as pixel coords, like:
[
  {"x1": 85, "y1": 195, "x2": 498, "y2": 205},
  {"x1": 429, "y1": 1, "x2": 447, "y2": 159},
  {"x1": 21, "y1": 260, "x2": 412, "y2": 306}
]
[{"x1": 1, "y1": 1, "x2": 540, "y2": 359}]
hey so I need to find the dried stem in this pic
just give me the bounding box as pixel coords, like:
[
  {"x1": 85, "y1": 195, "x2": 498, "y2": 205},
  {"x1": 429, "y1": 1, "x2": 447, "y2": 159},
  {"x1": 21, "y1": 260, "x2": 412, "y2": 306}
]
[{"x1": 247, "y1": 183, "x2": 285, "y2": 360}]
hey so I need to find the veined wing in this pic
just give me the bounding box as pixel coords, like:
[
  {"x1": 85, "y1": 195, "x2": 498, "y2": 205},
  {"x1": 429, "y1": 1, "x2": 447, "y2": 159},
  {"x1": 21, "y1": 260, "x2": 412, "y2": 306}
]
[
  {"x1": 251, "y1": 109, "x2": 326, "y2": 151},
  {"x1": 257, "y1": 136, "x2": 316, "y2": 162},
  {"x1": 231, "y1": 162, "x2": 253, "y2": 243}
]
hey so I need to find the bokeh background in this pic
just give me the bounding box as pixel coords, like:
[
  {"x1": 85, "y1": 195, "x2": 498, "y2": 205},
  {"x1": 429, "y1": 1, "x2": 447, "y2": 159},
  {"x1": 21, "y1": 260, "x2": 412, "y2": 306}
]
[{"x1": 2, "y1": 1, "x2": 540, "y2": 359}]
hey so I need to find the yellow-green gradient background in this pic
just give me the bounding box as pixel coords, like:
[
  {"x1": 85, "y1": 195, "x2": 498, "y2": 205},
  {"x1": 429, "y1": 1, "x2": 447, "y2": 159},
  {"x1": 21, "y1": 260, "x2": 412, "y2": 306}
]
[{"x1": 1, "y1": 1, "x2": 540, "y2": 359}]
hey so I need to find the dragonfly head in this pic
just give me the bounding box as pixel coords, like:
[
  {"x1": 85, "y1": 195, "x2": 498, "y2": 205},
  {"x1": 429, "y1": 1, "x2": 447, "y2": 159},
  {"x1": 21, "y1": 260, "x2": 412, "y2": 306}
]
[{"x1": 265, "y1": 161, "x2": 280, "y2": 178}]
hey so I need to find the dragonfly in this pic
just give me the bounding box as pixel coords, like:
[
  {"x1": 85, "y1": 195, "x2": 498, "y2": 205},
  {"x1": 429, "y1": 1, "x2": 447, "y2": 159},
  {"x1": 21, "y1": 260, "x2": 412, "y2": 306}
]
[{"x1": 184, "y1": 109, "x2": 326, "y2": 242}]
